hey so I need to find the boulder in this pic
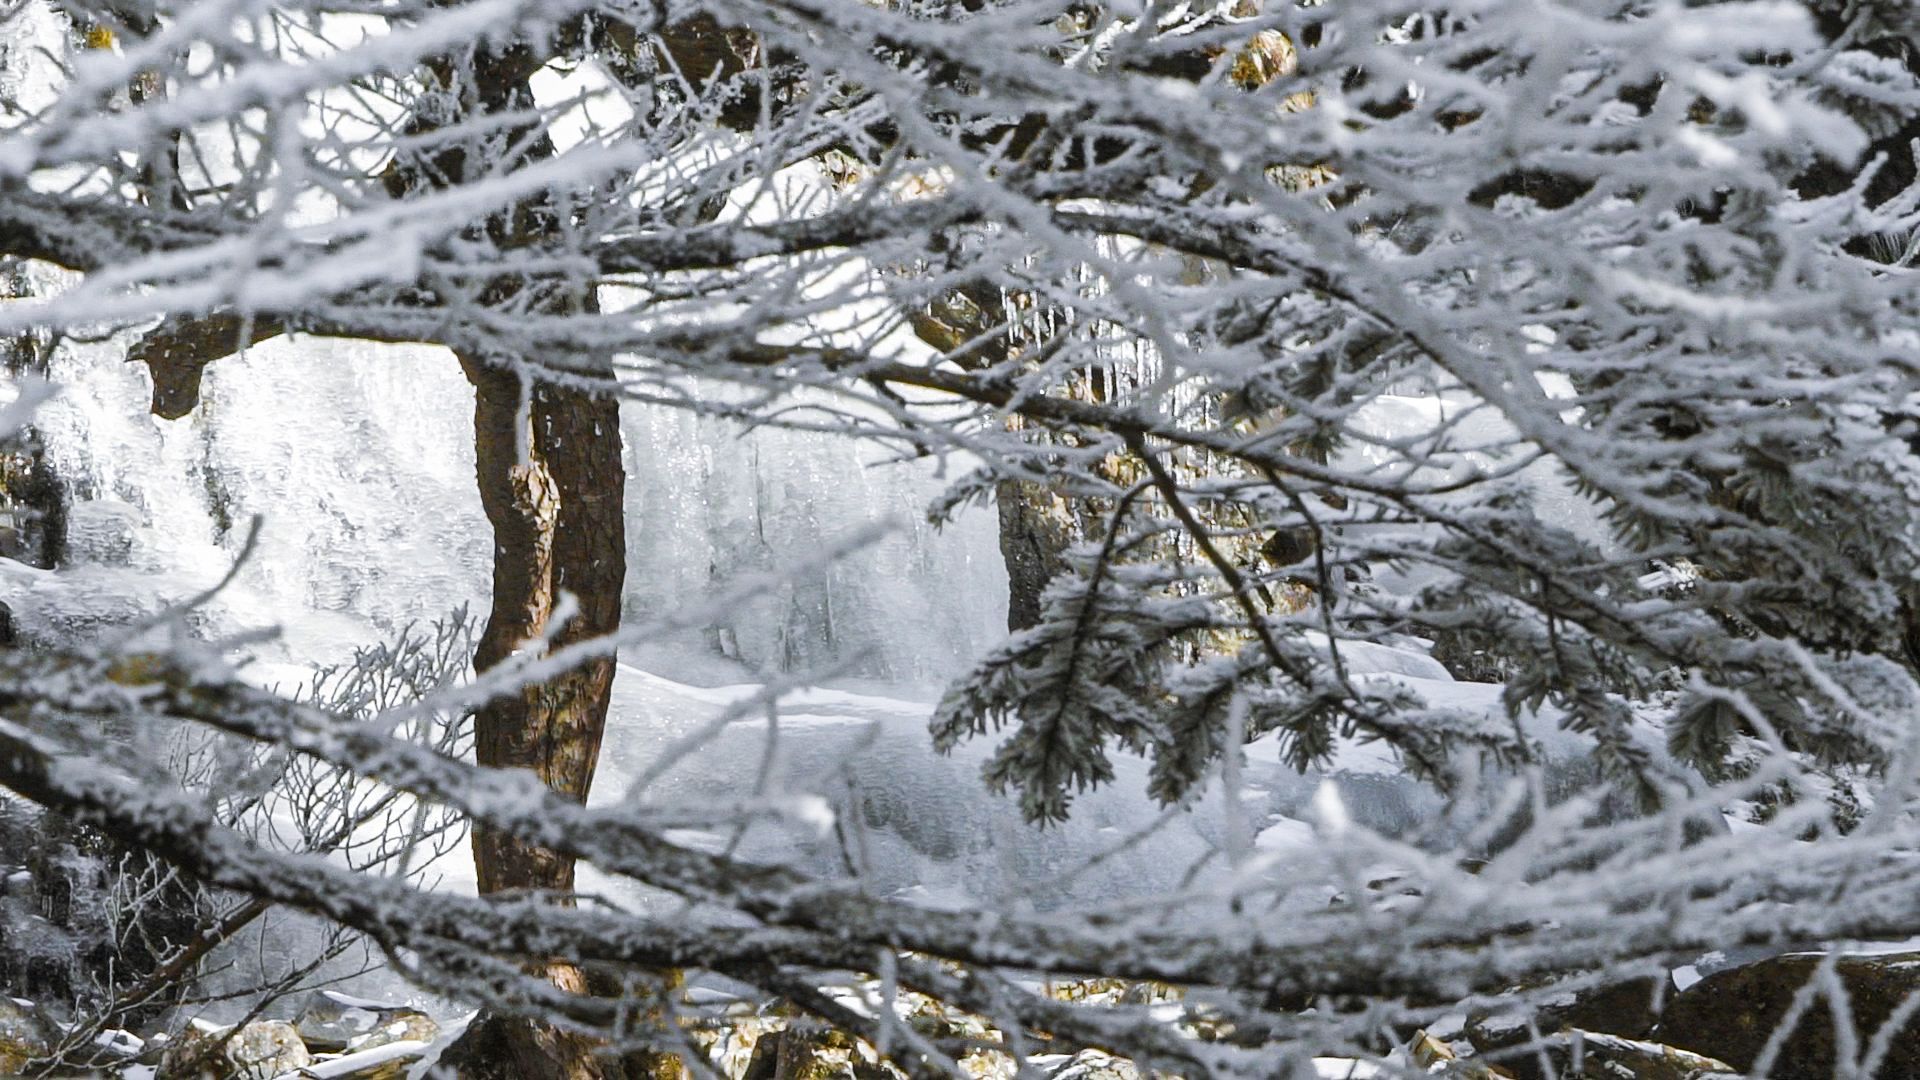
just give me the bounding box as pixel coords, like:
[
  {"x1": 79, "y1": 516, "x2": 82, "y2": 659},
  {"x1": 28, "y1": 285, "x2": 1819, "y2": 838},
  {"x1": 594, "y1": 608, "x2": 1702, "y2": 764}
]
[
  {"x1": 0, "y1": 997, "x2": 54, "y2": 1073},
  {"x1": 1468, "y1": 974, "x2": 1667, "y2": 1076},
  {"x1": 740, "y1": 1025, "x2": 895, "y2": 1080},
  {"x1": 294, "y1": 990, "x2": 437, "y2": 1054},
  {"x1": 1655, "y1": 951, "x2": 1920, "y2": 1077},
  {"x1": 1043, "y1": 1050, "x2": 1141, "y2": 1080},
  {"x1": 157, "y1": 1018, "x2": 311, "y2": 1080}
]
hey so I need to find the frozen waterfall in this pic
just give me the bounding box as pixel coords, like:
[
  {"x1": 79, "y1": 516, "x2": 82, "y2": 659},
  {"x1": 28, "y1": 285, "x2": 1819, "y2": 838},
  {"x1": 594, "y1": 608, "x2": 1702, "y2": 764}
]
[{"x1": 20, "y1": 332, "x2": 1006, "y2": 690}]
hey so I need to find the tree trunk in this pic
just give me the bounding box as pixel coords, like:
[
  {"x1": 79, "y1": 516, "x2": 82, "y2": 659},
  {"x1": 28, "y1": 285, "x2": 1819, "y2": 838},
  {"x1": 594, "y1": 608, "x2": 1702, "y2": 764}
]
[
  {"x1": 460, "y1": 354, "x2": 625, "y2": 896},
  {"x1": 452, "y1": 353, "x2": 646, "y2": 1078},
  {"x1": 391, "y1": 35, "x2": 685, "y2": 1078},
  {"x1": 997, "y1": 478, "x2": 1076, "y2": 632}
]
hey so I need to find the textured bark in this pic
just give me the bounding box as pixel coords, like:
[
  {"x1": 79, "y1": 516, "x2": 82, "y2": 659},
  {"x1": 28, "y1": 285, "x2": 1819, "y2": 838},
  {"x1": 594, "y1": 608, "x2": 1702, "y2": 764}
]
[
  {"x1": 106, "y1": 29, "x2": 655, "y2": 1077},
  {"x1": 448, "y1": 354, "x2": 655, "y2": 1078},
  {"x1": 996, "y1": 479, "x2": 1076, "y2": 632},
  {"x1": 458, "y1": 354, "x2": 626, "y2": 901},
  {"x1": 376, "y1": 37, "x2": 641, "y2": 1075}
]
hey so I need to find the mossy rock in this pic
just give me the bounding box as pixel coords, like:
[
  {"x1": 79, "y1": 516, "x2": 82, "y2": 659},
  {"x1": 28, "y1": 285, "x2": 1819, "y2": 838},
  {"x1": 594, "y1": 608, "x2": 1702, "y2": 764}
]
[
  {"x1": 157, "y1": 1019, "x2": 310, "y2": 1080},
  {"x1": 0, "y1": 997, "x2": 54, "y2": 1074}
]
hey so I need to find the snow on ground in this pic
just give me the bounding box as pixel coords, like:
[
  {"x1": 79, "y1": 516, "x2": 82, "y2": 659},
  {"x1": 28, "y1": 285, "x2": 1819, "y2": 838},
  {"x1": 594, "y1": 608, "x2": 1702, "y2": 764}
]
[{"x1": 568, "y1": 639, "x2": 1625, "y2": 920}]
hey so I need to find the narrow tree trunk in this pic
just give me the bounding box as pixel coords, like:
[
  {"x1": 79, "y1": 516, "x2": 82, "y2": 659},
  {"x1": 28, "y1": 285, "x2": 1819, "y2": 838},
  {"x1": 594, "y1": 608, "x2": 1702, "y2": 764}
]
[
  {"x1": 450, "y1": 354, "x2": 641, "y2": 1078},
  {"x1": 997, "y1": 478, "x2": 1076, "y2": 632},
  {"x1": 412, "y1": 36, "x2": 682, "y2": 1078},
  {"x1": 460, "y1": 354, "x2": 625, "y2": 895}
]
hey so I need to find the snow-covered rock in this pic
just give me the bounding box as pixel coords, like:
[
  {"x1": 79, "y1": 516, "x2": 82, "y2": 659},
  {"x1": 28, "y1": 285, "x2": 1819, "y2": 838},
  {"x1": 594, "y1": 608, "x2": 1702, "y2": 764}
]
[
  {"x1": 0, "y1": 997, "x2": 53, "y2": 1074},
  {"x1": 295, "y1": 991, "x2": 437, "y2": 1055},
  {"x1": 157, "y1": 1018, "x2": 309, "y2": 1080}
]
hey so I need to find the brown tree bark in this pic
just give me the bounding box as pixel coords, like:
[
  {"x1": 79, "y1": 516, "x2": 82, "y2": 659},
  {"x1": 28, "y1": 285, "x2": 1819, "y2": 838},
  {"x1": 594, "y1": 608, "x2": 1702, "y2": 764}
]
[
  {"x1": 458, "y1": 350, "x2": 627, "y2": 852},
  {"x1": 457, "y1": 355, "x2": 624, "y2": 901},
  {"x1": 996, "y1": 476, "x2": 1077, "y2": 632},
  {"x1": 445, "y1": 361, "x2": 674, "y2": 1077},
  {"x1": 422, "y1": 38, "x2": 655, "y2": 1076}
]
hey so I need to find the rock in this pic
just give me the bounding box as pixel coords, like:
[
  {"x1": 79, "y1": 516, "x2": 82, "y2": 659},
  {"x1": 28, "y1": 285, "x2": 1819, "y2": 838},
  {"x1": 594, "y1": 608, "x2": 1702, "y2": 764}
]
[
  {"x1": 331, "y1": 1014, "x2": 437, "y2": 1080},
  {"x1": 0, "y1": 437, "x2": 62, "y2": 569},
  {"x1": 89, "y1": 1027, "x2": 145, "y2": 1063},
  {"x1": 1406, "y1": 1030, "x2": 1513, "y2": 1078},
  {"x1": 136, "y1": 1030, "x2": 173, "y2": 1067},
  {"x1": 294, "y1": 991, "x2": 436, "y2": 1054},
  {"x1": 1043, "y1": 1050, "x2": 1141, "y2": 1080},
  {"x1": 157, "y1": 1018, "x2": 311, "y2": 1080},
  {"x1": 351, "y1": 1009, "x2": 437, "y2": 1052},
  {"x1": 0, "y1": 997, "x2": 55, "y2": 1073},
  {"x1": 697, "y1": 1010, "x2": 786, "y2": 1079},
  {"x1": 1468, "y1": 974, "x2": 1667, "y2": 1077},
  {"x1": 437, "y1": 1010, "x2": 683, "y2": 1080},
  {"x1": 741, "y1": 1025, "x2": 895, "y2": 1080},
  {"x1": 1466, "y1": 1025, "x2": 1728, "y2": 1079},
  {"x1": 1655, "y1": 950, "x2": 1920, "y2": 1077},
  {"x1": 47, "y1": 1026, "x2": 148, "y2": 1073},
  {"x1": 290, "y1": 993, "x2": 436, "y2": 1080}
]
